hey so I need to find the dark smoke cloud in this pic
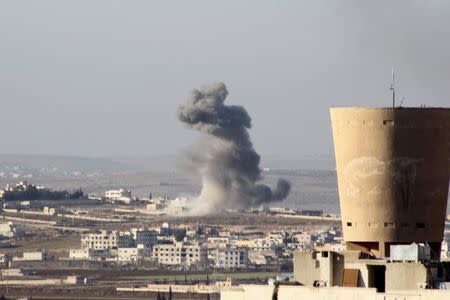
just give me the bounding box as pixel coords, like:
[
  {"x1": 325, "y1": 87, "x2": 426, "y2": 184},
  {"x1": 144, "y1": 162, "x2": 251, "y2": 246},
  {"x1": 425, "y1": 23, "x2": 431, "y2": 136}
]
[{"x1": 177, "y1": 82, "x2": 290, "y2": 213}]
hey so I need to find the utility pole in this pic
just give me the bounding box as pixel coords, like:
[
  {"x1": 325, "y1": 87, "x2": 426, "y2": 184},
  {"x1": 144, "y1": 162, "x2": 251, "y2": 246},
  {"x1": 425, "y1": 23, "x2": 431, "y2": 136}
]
[{"x1": 390, "y1": 68, "x2": 396, "y2": 108}]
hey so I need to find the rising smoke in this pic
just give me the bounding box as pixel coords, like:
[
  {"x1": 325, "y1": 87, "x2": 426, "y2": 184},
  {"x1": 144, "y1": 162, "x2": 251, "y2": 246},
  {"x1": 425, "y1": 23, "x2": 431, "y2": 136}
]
[{"x1": 177, "y1": 82, "x2": 291, "y2": 214}]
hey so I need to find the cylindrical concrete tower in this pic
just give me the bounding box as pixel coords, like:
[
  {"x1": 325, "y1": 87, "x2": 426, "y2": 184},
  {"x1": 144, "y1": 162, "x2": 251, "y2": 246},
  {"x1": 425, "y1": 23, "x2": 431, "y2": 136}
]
[{"x1": 330, "y1": 107, "x2": 450, "y2": 259}]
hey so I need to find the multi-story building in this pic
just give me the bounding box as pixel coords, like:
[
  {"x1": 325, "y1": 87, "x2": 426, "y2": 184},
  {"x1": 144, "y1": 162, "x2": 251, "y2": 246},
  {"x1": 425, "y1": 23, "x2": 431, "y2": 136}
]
[
  {"x1": 105, "y1": 189, "x2": 133, "y2": 204},
  {"x1": 216, "y1": 248, "x2": 249, "y2": 269},
  {"x1": 207, "y1": 237, "x2": 230, "y2": 249},
  {"x1": 152, "y1": 242, "x2": 208, "y2": 267},
  {"x1": 130, "y1": 228, "x2": 158, "y2": 248},
  {"x1": 117, "y1": 245, "x2": 148, "y2": 262},
  {"x1": 81, "y1": 230, "x2": 133, "y2": 250},
  {"x1": 158, "y1": 225, "x2": 187, "y2": 238}
]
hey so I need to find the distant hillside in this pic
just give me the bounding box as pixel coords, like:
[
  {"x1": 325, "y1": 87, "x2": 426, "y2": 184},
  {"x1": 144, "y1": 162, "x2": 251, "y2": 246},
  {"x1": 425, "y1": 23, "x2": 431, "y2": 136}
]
[
  {"x1": 0, "y1": 154, "x2": 133, "y2": 178},
  {"x1": 0, "y1": 153, "x2": 336, "y2": 180}
]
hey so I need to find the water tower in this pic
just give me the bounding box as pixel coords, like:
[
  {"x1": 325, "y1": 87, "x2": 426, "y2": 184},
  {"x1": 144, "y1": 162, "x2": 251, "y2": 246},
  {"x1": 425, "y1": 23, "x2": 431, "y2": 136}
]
[{"x1": 330, "y1": 107, "x2": 450, "y2": 258}]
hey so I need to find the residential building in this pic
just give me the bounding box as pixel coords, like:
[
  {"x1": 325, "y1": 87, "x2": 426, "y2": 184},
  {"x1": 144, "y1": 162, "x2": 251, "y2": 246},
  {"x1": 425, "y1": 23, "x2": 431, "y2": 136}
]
[
  {"x1": 69, "y1": 249, "x2": 112, "y2": 261},
  {"x1": 152, "y1": 242, "x2": 208, "y2": 267},
  {"x1": 117, "y1": 245, "x2": 148, "y2": 262},
  {"x1": 216, "y1": 248, "x2": 248, "y2": 269},
  {"x1": 207, "y1": 237, "x2": 229, "y2": 249},
  {"x1": 130, "y1": 228, "x2": 158, "y2": 248},
  {"x1": 105, "y1": 188, "x2": 133, "y2": 204},
  {"x1": 81, "y1": 230, "x2": 133, "y2": 250}
]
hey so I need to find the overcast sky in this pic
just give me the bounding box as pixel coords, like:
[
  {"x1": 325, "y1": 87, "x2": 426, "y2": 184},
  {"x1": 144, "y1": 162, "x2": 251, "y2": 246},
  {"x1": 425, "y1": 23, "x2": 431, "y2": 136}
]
[{"x1": 0, "y1": 1, "x2": 449, "y2": 159}]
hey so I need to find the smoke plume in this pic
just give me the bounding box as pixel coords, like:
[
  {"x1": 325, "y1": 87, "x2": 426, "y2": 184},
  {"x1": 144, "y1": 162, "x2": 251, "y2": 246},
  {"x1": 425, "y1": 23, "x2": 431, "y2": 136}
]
[{"x1": 177, "y1": 82, "x2": 290, "y2": 214}]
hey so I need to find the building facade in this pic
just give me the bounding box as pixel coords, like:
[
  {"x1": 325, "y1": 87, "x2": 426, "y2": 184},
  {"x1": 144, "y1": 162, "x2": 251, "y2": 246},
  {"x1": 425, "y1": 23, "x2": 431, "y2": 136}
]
[
  {"x1": 330, "y1": 107, "x2": 450, "y2": 258},
  {"x1": 216, "y1": 248, "x2": 249, "y2": 269},
  {"x1": 130, "y1": 228, "x2": 158, "y2": 248},
  {"x1": 105, "y1": 189, "x2": 133, "y2": 203},
  {"x1": 81, "y1": 230, "x2": 133, "y2": 250},
  {"x1": 152, "y1": 242, "x2": 208, "y2": 266}
]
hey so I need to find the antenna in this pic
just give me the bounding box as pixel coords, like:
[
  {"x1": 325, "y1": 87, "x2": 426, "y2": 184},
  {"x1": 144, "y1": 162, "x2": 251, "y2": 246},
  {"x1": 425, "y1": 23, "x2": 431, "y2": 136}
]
[{"x1": 390, "y1": 68, "x2": 396, "y2": 108}]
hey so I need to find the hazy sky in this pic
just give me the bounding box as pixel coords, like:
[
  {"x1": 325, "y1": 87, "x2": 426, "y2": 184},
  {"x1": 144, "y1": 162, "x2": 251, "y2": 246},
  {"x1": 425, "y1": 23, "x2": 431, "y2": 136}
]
[{"x1": 1, "y1": 1, "x2": 449, "y2": 159}]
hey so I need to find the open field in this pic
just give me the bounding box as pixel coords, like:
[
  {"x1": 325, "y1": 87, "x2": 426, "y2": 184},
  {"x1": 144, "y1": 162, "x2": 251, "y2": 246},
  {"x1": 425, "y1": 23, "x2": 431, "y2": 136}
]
[{"x1": 19, "y1": 235, "x2": 80, "y2": 251}]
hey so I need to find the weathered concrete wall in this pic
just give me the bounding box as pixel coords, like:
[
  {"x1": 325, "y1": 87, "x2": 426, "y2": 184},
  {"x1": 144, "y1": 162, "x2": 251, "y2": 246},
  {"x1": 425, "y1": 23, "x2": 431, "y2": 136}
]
[
  {"x1": 330, "y1": 107, "x2": 450, "y2": 257},
  {"x1": 386, "y1": 262, "x2": 427, "y2": 291},
  {"x1": 221, "y1": 285, "x2": 450, "y2": 300},
  {"x1": 293, "y1": 251, "x2": 321, "y2": 286},
  {"x1": 117, "y1": 283, "x2": 219, "y2": 294}
]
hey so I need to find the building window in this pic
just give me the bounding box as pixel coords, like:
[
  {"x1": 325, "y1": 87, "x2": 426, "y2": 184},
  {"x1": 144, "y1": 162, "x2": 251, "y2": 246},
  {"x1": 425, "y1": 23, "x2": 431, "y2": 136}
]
[
  {"x1": 346, "y1": 222, "x2": 352, "y2": 227},
  {"x1": 384, "y1": 222, "x2": 394, "y2": 228},
  {"x1": 416, "y1": 223, "x2": 425, "y2": 229}
]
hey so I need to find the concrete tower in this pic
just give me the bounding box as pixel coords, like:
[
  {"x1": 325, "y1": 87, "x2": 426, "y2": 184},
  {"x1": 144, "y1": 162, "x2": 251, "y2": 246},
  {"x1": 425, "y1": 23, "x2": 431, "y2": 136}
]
[{"x1": 330, "y1": 107, "x2": 450, "y2": 259}]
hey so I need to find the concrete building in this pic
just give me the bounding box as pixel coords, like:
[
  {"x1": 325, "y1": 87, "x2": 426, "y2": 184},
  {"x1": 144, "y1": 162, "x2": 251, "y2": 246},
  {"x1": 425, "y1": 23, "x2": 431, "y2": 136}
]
[
  {"x1": 442, "y1": 239, "x2": 450, "y2": 261},
  {"x1": 158, "y1": 225, "x2": 187, "y2": 238},
  {"x1": 1, "y1": 268, "x2": 24, "y2": 277},
  {"x1": 207, "y1": 237, "x2": 230, "y2": 249},
  {"x1": 221, "y1": 285, "x2": 450, "y2": 300},
  {"x1": 81, "y1": 230, "x2": 133, "y2": 250},
  {"x1": 221, "y1": 247, "x2": 450, "y2": 300},
  {"x1": 69, "y1": 248, "x2": 113, "y2": 261},
  {"x1": 0, "y1": 222, "x2": 20, "y2": 238},
  {"x1": 69, "y1": 249, "x2": 91, "y2": 260},
  {"x1": 105, "y1": 188, "x2": 133, "y2": 204},
  {"x1": 130, "y1": 228, "x2": 158, "y2": 248},
  {"x1": 42, "y1": 206, "x2": 57, "y2": 215},
  {"x1": 293, "y1": 248, "x2": 450, "y2": 291},
  {"x1": 330, "y1": 107, "x2": 450, "y2": 258},
  {"x1": 117, "y1": 245, "x2": 148, "y2": 262},
  {"x1": 152, "y1": 242, "x2": 208, "y2": 267},
  {"x1": 13, "y1": 251, "x2": 48, "y2": 261},
  {"x1": 216, "y1": 248, "x2": 249, "y2": 269}
]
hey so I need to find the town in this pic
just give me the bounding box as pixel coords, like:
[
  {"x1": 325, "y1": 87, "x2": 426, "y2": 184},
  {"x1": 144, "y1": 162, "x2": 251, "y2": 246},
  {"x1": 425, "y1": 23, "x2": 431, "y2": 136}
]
[{"x1": 0, "y1": 181, "x2": 343, "y2": 298}]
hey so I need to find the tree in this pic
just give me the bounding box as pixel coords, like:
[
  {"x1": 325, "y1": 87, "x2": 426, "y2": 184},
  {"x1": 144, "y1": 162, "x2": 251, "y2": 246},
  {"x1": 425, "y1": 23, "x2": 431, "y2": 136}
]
[
  {"x1": 174, "y1": 230, "x2": 186, "y2": 242},
  {"x1": 196, "y1": 226, "x2": 204, "y2": 236},
  {"x1": 208, "y1": 228, "x2": 219, "y2": 236},
  {"x1": 272, "y1": 282, "x2": 279, "y2": 300},
  {"x1": 168, "y1": 286, "x2": 173, "y2": 300}
]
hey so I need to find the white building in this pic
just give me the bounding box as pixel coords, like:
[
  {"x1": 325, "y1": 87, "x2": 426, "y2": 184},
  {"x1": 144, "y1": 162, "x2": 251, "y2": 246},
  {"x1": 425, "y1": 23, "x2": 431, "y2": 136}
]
[
  {"x1": 207, "y1": 237, "x2": 230, "y2": 249},
  {"x1": 13, "y1": 251, "x2": 48, "y2": 261},
  {"x1": 146, "y1": 202, "x2": 165, "y2": 212},
  {"x1": 69, "y1": 249, "x2": 91, "y2": 260},
  {"x1": 152, "y1": 242, "x2": 208, "y2": 267},
  {"x1": 117, "y1": 245, "x2": 148, "y2": 262},
  {"x1": 69, "y1": 249, "x2": 113, "y2": 261},
  {"x1": 0, "y1": 222, "x2": 20, "y2": 238},
  {"x1": 216, "y1": 248, "x2": 249, "y2": 269},
  {"x1": 441, "y1": 239, "x2": 450, "y2": 260},
  {"x1": 81, "y1": 230, "x2": 133, "y2": 250},
  {"x1": 105, "y1": 189, "x2": 133, "y2": 204},
  {"x1": 43, "y1": 206, "x2": 57, "y2": 215}
]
